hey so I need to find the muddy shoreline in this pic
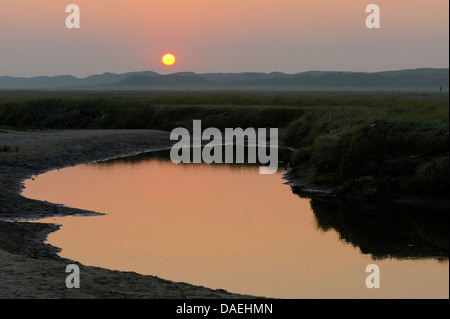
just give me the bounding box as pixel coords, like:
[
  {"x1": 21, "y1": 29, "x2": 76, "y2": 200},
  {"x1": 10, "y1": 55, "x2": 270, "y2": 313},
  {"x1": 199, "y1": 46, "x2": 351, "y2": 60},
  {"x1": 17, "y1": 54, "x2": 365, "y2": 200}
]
[{"x1": 0, "y1": 129, "x2": 257, "y2": 298}]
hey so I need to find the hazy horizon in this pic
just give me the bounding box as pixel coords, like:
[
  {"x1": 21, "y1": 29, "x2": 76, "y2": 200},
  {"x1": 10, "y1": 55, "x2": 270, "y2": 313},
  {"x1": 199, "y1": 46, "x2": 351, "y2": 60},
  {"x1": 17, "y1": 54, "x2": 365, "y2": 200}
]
[
  {"x1": 2, "y1": 67, "x2": 449, "y2": 79},
  {"x1": 1, "y1": 1, "x2": 448, "y2": 78}
]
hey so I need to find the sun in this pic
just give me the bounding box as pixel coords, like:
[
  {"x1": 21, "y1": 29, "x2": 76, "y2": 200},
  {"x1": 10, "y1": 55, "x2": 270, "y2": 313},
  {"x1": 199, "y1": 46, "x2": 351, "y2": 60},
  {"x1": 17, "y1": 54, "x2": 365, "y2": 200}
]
[{"x1": 162, "y1": 53, "x2": 176, "y2": 66}]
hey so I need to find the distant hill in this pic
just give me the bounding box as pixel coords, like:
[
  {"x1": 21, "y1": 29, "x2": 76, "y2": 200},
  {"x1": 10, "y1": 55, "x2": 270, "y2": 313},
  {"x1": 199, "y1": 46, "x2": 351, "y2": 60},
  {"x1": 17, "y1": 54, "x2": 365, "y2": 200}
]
[{"x1": 0, "y1": 68, "x2": 448, "y2": 90}]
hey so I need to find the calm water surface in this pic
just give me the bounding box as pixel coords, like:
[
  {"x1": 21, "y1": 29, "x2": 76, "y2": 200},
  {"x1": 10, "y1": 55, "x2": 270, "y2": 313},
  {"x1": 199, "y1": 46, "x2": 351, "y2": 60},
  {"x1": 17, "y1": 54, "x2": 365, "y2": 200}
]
[{"x1": 23, "y1": 151, "x2": 449, "y2": 298}]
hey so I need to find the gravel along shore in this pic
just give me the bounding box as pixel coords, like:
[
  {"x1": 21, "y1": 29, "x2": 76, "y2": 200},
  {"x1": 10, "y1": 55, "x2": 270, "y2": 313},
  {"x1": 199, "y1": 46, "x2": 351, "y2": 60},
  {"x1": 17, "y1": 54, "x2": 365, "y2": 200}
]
[{"x1": 0, "y1": 129, "x2": 255, "y2": 298}]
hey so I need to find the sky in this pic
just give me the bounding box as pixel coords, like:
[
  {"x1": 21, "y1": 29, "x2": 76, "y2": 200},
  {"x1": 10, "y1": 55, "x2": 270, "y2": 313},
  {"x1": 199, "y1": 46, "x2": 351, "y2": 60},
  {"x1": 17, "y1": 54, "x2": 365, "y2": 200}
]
[{"x1": 0, "y1": 0, "x2": 448, "y2": 77}]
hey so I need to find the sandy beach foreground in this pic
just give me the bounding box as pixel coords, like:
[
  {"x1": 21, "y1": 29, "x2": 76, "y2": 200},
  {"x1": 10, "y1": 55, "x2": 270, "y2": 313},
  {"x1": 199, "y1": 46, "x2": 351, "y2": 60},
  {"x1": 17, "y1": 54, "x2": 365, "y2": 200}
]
[{"x1": 0, "y1": 129, "x2": 254, "y2": 298}]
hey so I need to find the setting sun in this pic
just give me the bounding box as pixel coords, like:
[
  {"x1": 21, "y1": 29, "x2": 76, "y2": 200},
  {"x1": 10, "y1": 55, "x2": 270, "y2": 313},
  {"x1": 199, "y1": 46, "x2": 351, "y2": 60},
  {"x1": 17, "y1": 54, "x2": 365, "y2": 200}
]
[{"x1": 162, "y1": 53, "x2": 176, "y2": 66}]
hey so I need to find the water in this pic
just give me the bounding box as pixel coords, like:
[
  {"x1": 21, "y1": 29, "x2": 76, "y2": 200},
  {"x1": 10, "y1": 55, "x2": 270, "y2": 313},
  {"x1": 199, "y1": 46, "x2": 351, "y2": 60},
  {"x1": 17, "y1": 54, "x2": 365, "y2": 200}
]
[{"x1": 23, "y1": 150, "x2": 449, "y2": 298}]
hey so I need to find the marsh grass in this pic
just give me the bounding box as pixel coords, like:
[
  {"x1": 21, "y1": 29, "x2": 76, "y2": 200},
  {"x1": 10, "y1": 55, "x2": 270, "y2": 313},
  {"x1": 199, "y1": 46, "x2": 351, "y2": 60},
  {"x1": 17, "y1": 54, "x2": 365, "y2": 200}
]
[{"x1": 0, "y1": 91, "x2": 447, "y2": 131}]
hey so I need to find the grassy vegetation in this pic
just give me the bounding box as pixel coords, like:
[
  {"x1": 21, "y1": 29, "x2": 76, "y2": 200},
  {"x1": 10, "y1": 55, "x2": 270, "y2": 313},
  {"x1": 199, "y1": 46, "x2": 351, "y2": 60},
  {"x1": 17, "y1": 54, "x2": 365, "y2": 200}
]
[
  {"x1": 0, "y1": 91, "x2": 447, "y2": 130},
  {"x1": 0, "y1": 90, "x2": 448, "y2": 200},
  {"x1": 286, "y1": 118, "x2": 448, "y2": 199},
  {"x1": 408, "y1": 157, "x2": 449, "y2": 194},
  {"x1": 0, "y1": 95, "x2": 312, "y2": 130}
]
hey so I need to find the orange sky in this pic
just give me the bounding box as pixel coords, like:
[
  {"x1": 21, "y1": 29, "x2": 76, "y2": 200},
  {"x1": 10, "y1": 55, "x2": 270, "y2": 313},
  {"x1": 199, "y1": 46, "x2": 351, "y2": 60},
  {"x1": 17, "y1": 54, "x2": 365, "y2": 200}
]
[{"x1": 0, "y1": 0, "x2": 448, "y2": 76}]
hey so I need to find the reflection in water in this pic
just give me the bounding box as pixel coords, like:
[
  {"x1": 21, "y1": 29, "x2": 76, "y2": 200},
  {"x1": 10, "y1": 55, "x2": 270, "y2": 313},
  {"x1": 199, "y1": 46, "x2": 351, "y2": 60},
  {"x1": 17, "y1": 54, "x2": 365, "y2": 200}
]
[
  {"x1": 23, "y1": 149, "x2": 449, "y2": 298},
  {"x1": 292, "y1": 190, "x2": 449, "y2": 261},
  {"x1": 95, "y1": 146, "x2": 292, "y2": 169}
]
